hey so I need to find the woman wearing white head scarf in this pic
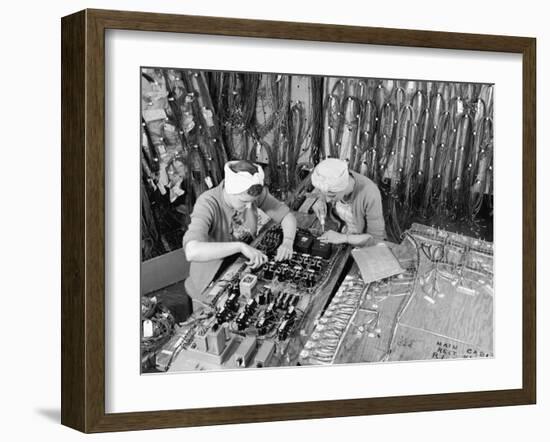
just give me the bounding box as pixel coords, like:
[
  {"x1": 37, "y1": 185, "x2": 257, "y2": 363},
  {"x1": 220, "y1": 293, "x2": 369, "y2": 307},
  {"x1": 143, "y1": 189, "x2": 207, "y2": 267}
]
[
  {"x1": 182, "y1": 160, "x2": 297, "y2": 301},
  {"x1": 310, "y1": 158, "x2": 386, "y2": 246}
]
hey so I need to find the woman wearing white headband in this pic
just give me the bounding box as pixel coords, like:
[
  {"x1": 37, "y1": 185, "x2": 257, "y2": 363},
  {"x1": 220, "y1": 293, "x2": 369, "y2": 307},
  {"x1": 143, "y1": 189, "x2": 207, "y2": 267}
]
[
  {"x1": 182, "y1": 160, "x2": 297, "y2": 303},
  {"x1": 310, "y1": 158, "x2": 386, "y2": 246}
]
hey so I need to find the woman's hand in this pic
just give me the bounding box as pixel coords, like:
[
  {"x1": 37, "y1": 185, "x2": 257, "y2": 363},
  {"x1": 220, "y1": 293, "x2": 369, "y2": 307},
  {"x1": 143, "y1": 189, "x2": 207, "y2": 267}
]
[
  {"x1": 318, "y1": 230, "x2": 347, "y2": 244},
  {"x1": 275, "y1": 238, "x2": 294, "y2": 261},
  {"x1": 240, "y1": 243, "x2": 268, "y2": 269}
]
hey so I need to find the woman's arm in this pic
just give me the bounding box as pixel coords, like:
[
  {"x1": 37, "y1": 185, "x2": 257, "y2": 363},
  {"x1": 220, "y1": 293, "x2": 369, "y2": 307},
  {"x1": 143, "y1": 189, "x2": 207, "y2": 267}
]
[
  {"x1": 184, "y1": 240, "x2": 244, "y2": 262},
  {"x1": 280, "y1": 211, "x2": 297, "y2": 242},
  {"x1": 346, "y1": 233, "x2": 375, "y2": 247},
  {"x1": 275, "y1": 212, "x2": 297, "y2": 261},
  {"x1": 318, "y1": 230, "x2": 374, "y2": 247},
  {"x1": 185, "y1": 240, "x2": 268, "y2": 268}
]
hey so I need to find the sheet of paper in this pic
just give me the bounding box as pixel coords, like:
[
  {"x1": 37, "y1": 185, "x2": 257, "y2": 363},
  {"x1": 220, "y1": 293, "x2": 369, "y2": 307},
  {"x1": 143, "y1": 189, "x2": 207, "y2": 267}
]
[{"x1": 351, "y1": 243, "x2": 404, "y2": 284}]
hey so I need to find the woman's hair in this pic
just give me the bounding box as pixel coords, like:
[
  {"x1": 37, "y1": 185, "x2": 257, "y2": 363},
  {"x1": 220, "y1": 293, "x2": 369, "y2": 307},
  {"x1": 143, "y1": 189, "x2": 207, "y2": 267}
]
[
  {"x1": 229, "y1": 160, "x2": 258, "y2": 175},
  {"x1": 229, "y1": 160, "x2": 264, "y2": 196}
]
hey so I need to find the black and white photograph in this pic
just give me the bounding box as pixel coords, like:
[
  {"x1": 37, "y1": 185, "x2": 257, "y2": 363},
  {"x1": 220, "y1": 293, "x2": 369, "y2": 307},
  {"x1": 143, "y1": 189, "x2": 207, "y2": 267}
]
[{"x1": 140, "y1": 68, "x2": 494, "y2": 373}]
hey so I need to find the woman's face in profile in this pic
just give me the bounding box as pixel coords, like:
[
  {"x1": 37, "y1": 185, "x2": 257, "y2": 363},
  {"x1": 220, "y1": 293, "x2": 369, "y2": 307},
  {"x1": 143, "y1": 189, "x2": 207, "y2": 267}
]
[{"x1": 229, "y1": 192, "x2": 257, "y2": 211}]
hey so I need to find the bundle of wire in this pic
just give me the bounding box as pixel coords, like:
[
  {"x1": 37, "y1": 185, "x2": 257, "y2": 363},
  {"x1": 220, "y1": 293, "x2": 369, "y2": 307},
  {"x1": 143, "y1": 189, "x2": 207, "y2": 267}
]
[
  {"x1": 321, "y1": 78, "x2": 493, "y2": 241},
  {"x1": 141, "y1": 297, "x2": 176, "y2": 355}
]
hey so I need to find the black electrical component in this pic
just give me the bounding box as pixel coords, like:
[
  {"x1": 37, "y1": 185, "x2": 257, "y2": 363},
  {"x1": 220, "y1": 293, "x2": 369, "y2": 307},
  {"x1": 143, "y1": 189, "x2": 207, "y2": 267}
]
[
  {"x1": 282, "y1": 263, "x2": 290, "y2": 278},
  {"x1": 264, "y1": 287, "x2": 273, "y2": 304},
  {"x1": 277, "y1": 317, "x2": 294, "y2": 341},
  {"x1": 262, "y1": 262, "x2": 275, "y2": 280},
  {"x1": 305, "y1": 269, "x2": 316, "y2": 288},
  {"x1": 285, "y1": 294, "x2": 294, "y2": 309},
  {"x1": 311, "y1": 260, "x2": 322, "y2": 273},
  {"x1": 276, "y1": 264, "x2": 289, "y2": 282},
  {"x1": 258, "y1": 290, "x2": 266, "y2": 306},
  {"x1": 294, "y1": 231, "x2": 313, "y2": 254},
  {"x1": 277, "y1": 293, "x2": 287, "y2": 310},
  {"x1": 311, "y1": 239, "x2": 332, "y2": 259},
  {"x1": 265, "y1": 301, "x2": 276, "y2": 317},
  {"x1": 284, "y1": 266, "x2": 294, "y2": 281},
  {"x1": 289, "y1": 254, "x2": 301, "y2": 267},
  {"x1": 284, "y1": 305, "x2": 297, "y2": 321},
  {"x1": 230, "y1": 284, "x2": 240, "y2": 297},
  {"x1": 258, "y1": 227, "x2": 283, "y2": 256},
  {"x1": 236, "y1": 311, "x2": 248, "y2": 331},
  {"x1": 277, "y1": 320, "x2": 289, "y2": 341},
  {"x1": 244, "y1": 298, "x2": 257, "y2": 315},
  {"x1": 282, "y1": 293, "x2": 292, "y2": 309},
  {"x1": 255, "y1": 315, "x2": 268, "y2": 335},
  {"x1": 226, "y1": 292, "x2": 240, "y2": 312},
  {"x1": 304, "y1": 256, "x2": 323, "y2": 272},
  {"x1": 216, "y1": 306, "x2": 228, "y2": 324}
]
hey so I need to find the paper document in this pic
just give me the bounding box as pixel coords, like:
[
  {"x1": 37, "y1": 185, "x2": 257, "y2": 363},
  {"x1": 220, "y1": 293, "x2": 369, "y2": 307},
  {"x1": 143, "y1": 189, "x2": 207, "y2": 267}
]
[{"x1": 351, "y1": 243, "x2": 404, "y2": 284}]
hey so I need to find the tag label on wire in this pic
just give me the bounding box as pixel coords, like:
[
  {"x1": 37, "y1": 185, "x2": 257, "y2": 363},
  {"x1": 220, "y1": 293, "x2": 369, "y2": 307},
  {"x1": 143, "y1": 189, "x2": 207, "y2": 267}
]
[{"x1": 143, "y1": 320, "x2": 153, "y2": 338}]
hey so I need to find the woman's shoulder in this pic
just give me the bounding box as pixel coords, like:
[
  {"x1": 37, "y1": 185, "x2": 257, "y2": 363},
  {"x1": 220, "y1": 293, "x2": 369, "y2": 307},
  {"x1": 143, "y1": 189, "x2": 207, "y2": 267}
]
[
  {"x1": 351, "y1": 171, "x2": 380, "y2": 196},
  {"x1": 194, "y1": 185, "x2": 224, "y2": 212}
]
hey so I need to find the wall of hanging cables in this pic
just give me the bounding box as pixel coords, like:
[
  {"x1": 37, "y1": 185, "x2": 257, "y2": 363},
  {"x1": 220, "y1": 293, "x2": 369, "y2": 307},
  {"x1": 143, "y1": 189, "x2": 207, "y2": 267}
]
[
  {"x1": 322, "y1": 77, "x2": 494, "y2": 241},
  {"x1": 141, "y1": 68, "x2": 493, "y2": 260}
]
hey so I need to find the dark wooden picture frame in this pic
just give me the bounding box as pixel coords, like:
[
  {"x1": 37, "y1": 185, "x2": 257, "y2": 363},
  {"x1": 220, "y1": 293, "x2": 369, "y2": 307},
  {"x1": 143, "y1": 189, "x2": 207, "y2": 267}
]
[{"x1": 61, "y1": 8, "x2": 536, "y2": 433}]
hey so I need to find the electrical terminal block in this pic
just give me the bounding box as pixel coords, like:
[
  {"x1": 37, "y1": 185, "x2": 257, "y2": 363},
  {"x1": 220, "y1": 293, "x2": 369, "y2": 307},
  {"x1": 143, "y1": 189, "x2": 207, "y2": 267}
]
[
  {"x1": 234, "y1": 336, "x2": 257, "y2": 368},
  {"x1": 194, "y1": 329, "x2": 209, "y2": 352},
  {"x1": 254, "y1": 341, "x2": 276, "y2": 368},
  {"x1": 239, "y1": 273, "x2": 258, "y2": 297},
  {"x1": 206, "y1": 324, "x2": 227, "y2": 355}
]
